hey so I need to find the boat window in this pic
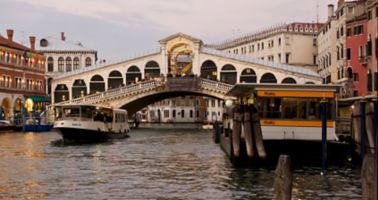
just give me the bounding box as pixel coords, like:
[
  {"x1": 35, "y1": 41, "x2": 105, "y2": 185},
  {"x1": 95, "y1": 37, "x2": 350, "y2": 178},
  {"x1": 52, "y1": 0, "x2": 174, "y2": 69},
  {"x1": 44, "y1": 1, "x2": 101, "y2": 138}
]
[
  {"x1": 81, "y1": 106, "x2": 94, "y2": 119},
  {"x1": 257, "y1": 97, "x2": 334, "y2": 120},
  {"x1": 63, "y1": 107, "x2": 80, "y2": 118}
]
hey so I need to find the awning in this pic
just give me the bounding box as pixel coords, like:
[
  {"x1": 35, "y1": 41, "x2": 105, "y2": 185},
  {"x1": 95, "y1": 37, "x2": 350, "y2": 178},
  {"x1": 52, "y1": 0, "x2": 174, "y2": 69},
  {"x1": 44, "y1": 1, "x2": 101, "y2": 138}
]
[{"x1": 27, "y1": 96, "x2": 50, "y2": 102}]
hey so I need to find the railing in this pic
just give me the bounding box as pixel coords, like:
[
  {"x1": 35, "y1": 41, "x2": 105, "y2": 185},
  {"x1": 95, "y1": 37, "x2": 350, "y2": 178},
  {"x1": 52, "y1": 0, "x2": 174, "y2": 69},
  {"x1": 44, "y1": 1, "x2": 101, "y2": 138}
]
[
  {"x1": 58, "y1": 80, "x2": 157, "y2": 105},
  {"x1": 56, "y1": 78, "x2": 233, "y2": 106},
  {"x1": 200, "y1": 78, "x2": 233, "y2": 94}
]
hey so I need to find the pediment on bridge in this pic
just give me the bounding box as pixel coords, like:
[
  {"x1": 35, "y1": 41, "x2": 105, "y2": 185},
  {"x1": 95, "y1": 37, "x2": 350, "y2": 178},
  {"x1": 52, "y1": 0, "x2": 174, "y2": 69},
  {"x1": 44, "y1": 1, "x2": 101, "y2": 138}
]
[{"x1": 159, "y1": 32, "x2": 203, "y2": 45}]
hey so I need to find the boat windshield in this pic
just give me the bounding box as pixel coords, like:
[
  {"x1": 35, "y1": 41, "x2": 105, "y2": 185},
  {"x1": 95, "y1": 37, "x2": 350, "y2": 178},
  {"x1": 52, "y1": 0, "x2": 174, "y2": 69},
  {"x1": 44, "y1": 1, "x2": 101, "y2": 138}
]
[{"x1": 54, "y1": 105, "x2": 96, "y2": 120}]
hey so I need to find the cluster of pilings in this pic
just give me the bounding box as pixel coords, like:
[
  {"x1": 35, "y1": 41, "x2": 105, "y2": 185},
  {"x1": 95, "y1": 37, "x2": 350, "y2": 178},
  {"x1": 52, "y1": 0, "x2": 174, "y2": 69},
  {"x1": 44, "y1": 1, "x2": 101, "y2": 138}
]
[{"x1": 213, "y1": 104, "x2": 267, "y2": 165}]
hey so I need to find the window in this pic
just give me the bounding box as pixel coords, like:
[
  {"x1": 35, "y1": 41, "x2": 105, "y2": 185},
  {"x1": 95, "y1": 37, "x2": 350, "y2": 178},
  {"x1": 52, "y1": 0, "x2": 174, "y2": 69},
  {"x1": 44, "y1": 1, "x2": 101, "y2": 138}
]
[
  {"x1": 346, "y1": 48, "x2": 351, "y2": 60},
  {"x1": 181, "y1": 110, "x2": 185, "y2": 118},
  {"x1": 261, "y1": 42, "x2": 264, "y2": 50},
  {"x1": 367, "y1": 10, "x2": 372, "y2": 20},
  {"x1": 353, "y1": 73, "x2": 359, "y2": 81},
  {"x1": 278, "y1": 38, "x2": 281, "y2": 46},
  {"x1": 73, "y1": 57, "x2": 80, "y2": 70},
  {"x1": 313, "y1": 38, "x2": 317, "y2": 46},
  {"x1": 66, "y1": 57, "x2": 72, "y2": 72},
  {"x1": 340, "y1": 27, "x2": 344, "y2": 36},
  {"x1": 346, "y1": 28, "x2": 352, "y2": 36},
  {"x1": 367, "y1": 35, "x2": 372, "y2": 56},
  {"x1": 190, "y1": 110, "x2": 193, "y2": 118},
  {"x1": 85, "y1": 57, "x2": 92, "y2": 67},
  {"x1": 58, "y1": 57, "x2": 64, "y2": 72},
  {"x1": 313, "y1": 55, "x2": 317, "y2": 65},
  {"x1": 164, "y1": 110, "x2": 169, "y2": 118},
  {"x1": 285, "y1": 53, "x2": 290, "y2": 63},
  {"x1": 353, "y1": 25, "x2": 363, "y2": 35},
  {"x1": 47, "y1": 57, "x2": 54, "y2": 72},
  {"x1": 278, "y1": 53, "x2": 281, "y2": 63},
  {"x1": 172, "y1": 110, "x2": 176, "y2": 118}
]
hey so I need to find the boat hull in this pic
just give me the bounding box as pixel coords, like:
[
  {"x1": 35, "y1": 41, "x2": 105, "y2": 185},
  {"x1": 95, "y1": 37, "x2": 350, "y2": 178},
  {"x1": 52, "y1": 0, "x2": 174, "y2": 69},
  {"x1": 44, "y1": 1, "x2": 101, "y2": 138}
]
[{"x1": 56, "y1": 127, "x2": 129, "y2": 142}]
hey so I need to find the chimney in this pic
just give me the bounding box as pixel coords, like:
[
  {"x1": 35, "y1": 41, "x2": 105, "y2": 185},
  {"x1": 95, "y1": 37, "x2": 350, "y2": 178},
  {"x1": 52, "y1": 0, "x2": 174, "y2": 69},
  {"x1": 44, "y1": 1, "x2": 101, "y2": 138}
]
[
  {"x1": 6, "y1": 29, "x2": 14, "y2": 41},
  {"x1": 61, "y1": 32, "x2": 65, "y2": 41},
  {"x1": 338, "y1": 0, "x2": 345, "y2": 8},
  {"x1": 328, "y1": 4, "x2": 334, "y2": 19},
  {"x1": 29, "y1": 36, "x2": 36, "y2": 51}
]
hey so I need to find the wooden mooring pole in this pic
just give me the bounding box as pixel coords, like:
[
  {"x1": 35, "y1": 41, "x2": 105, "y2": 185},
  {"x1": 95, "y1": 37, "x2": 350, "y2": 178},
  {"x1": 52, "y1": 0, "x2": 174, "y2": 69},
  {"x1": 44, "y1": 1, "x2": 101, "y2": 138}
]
[
  {"x1": 273, "y1": 155, "x2": 292, "y2": 200},
  {"x1": 320, "y1": 99, "x2": 328, "y2": 174},
  {"x1": 362, "y1": 154, "x2": 375, "y2": 200},
  {"x1": 360, "y1": 98, "x2": 367, "y2": 160},
  {"x1": 373, "y1": 99, "x2": 378, "y2": 200}
]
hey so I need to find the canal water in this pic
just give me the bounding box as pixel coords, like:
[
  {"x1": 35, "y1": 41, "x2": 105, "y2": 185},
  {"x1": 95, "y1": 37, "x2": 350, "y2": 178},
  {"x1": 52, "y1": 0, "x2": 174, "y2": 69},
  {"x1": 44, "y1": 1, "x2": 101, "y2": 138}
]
[{"x1": 0, "y1": 124, "x2": 361, "y2": 199}]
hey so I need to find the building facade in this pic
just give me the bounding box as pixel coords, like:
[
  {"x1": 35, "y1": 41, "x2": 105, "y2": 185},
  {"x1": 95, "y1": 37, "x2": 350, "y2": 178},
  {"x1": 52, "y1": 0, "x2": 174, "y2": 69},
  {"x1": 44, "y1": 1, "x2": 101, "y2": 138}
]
[
  {"x1": 366, "y1": 0, "x2": 378, "y2": 95},
  {"x1": 318, "y1": 0, "x2": 366, "y2": 97},
  {"x1": 346, "y1": 14, "x2": 368, "y2": 96},
  {"x1": 0, "y1": 29, "x2": 46, "y2": 120},
  {"x1": 36, "y1": 32, "x2": 97, "y2": 95},
  {"x1": 210, "y1": 22, "x2": 322, "y2": 72}
]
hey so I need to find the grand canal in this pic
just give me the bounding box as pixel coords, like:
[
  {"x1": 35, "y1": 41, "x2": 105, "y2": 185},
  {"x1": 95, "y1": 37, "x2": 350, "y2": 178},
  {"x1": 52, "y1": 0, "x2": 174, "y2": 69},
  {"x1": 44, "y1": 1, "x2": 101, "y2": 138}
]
[{"x1": 0, "y1": 124, "x2": 361, "y2": 199}]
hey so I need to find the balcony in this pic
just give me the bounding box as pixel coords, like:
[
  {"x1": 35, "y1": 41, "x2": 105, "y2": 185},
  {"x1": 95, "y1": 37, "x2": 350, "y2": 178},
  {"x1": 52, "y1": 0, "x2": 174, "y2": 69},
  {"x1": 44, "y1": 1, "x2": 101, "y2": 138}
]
[{"x1": 358, "y1": 56, "x2": 367, "y2": 65}]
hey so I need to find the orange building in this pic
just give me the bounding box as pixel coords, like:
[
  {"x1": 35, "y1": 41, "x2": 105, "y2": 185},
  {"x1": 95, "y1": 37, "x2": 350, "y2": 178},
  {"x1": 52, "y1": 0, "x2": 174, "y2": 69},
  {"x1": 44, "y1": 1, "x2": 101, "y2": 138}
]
[{"x1": 0, "y1": 29, "x2": 46, "y2": 121}]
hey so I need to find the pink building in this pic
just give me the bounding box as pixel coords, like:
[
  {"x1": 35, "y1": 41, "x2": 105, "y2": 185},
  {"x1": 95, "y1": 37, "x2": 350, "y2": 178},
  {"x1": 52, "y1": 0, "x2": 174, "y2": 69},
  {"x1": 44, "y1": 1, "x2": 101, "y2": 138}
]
[{"x1": 346, "y1": 15, "x2": 368, "y2": 96}]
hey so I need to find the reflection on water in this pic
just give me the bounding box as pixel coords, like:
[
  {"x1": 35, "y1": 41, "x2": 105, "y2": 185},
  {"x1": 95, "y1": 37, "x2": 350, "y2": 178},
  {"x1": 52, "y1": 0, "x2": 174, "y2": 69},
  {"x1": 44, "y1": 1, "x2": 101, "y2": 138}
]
[{"x1": 0, "y1": 126, "x2": 361, "y2": 199}]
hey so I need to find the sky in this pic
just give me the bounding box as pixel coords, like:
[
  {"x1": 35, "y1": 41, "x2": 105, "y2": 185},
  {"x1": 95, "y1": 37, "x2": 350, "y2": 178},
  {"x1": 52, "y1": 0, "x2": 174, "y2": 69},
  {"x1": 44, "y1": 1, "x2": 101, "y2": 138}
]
[{"x1": 0, "y1": 0, "x2": 337, "y2": 62}]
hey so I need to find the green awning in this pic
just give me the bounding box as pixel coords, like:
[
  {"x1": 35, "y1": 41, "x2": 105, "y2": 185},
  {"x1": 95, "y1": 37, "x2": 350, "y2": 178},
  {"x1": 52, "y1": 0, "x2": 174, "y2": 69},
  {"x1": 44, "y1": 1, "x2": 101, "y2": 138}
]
[{"x1": 27, "y1": 96, "x2": 50, "y2": 102}]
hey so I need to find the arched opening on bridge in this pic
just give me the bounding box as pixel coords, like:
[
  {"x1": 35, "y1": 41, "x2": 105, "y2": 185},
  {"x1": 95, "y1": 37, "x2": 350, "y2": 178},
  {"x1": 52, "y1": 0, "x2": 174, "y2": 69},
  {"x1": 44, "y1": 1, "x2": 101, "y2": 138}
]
[
  {"x1": 72, "y1": 79, "x2": 87, "y2": 98},
  {"x1": 126, "y1": 66, "x2": 142, "y2": 85},
  {"x1": 200, "y1": 60, "x2": 217, "y2": 80},
  {"x1": 90, "y1": 75, "x2": 105, "y2": 94},
  {"x1": 108, "y1": 70, "x2": 123, "y2": 89},
  {"x1": 260, "y1": 73, "x2": 277, "y2": 83},
  {"x1": 144, "y1": 61, "x2": 160, "y2": 79},
  {"x1": 220, "y1": 64, "x2": 237, "y2": 84},
  {"x1": 281, "y1": 77, "x2": 297, "y2": 84},
  {"x1": 54, "y1": 84, "x2": 69, "y2": 103},
  {"x1": 240, "y1": 68, "x2": 257, "y2": 83}
]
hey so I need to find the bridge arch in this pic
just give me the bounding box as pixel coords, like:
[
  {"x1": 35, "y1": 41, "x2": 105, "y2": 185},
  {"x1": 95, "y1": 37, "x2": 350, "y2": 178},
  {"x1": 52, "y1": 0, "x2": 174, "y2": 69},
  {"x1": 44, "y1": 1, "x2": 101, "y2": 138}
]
[
  {"x1": 116, "y1": 90, "x2": 228, "y2": 116},
  {"x1": 144, "y1": 60, "x2": 160, "y2": 78},
  {"x1": 72, "y1": 79, "x2": 87, "y2": 98},
  {"x1": 281, "y1": 77, "x2": 297, "y2": 84},
  {"x1": 108, "y1": 70, "x2": 123, "y2": 89},
  {"x1": 220, "y1": 64, "x2": 237, "y2": 84},
  {"x1": 200, "y1": 60, "x2": 217, "y2": 80},
  {"x1": 240, "y1": 68, "x2": 257, "y2": 83},
  {"x1": 260, "y1": 72, "x2": 277, "y2": 83},
  {"x1": 54, "y1": 84, "x2": 69, "y2": 103},
  {"x1": 126, "y1": 66, "x2": 142, "y2": 85},
  {"x1": 90, "y1": 75, "x2": 105, "y2": 94}
]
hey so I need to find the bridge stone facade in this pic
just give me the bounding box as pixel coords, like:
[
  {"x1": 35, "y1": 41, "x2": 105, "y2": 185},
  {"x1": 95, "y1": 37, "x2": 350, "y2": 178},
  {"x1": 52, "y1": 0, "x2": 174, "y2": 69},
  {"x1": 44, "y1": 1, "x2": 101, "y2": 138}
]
[{"x1": 52, "y1": 33, "x2": 322, "y2": 113}]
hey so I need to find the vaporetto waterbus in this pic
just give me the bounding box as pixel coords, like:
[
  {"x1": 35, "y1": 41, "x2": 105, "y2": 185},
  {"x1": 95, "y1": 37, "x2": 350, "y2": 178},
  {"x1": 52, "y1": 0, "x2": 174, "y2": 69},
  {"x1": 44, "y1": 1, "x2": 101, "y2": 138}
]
[
  {"x1": 53, "y1": 104, "x2": 130, "y2": 142},
  {"x1": 226, "y1": 83, "x2": 341, "y2": 141}
]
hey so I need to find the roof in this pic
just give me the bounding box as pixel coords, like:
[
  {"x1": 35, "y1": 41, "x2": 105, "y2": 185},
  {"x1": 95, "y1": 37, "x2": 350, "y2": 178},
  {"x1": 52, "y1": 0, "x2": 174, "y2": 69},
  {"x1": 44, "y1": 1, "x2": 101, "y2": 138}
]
[
  {"x1": 226, "y1": 83, "x2": 341, "y2": 97},
  {"x1": 0, "y1": 34, "x2": 33, "y2": 52},
  {"x1": 36, "y1": 36, "x2": 97, "y2": 53},
  {"x1": 208, "y1": 22, "x2": 323, "y2": 50},
  {"x1": 201, "y1": 47, "x2": 320, "y2": 78},
  {"x1": 159, "y1": 32, "x2": 203, "y2": 44}
]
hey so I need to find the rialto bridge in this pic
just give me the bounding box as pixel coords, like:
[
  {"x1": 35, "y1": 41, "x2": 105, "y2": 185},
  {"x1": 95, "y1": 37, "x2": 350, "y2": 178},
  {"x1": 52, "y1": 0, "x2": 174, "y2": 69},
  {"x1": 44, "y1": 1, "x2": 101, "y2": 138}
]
[{"x1": 52, "y1": 33, "x2": 321, "y2": 114}]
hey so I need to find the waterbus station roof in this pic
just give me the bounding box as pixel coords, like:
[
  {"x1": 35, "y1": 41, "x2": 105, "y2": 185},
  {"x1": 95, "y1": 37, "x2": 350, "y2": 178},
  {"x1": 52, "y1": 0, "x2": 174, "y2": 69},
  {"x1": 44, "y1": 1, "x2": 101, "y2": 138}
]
[{"x1": 226, "y1": 83, "x2": 342, "y2": 97}]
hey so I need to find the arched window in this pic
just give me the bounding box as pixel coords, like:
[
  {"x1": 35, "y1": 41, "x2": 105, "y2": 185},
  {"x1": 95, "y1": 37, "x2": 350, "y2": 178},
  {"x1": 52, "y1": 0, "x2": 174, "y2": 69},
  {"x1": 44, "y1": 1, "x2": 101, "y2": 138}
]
[
  {"x1": 144, "y1": 61, "x2": 160, "y2": 78},
  {"x1": 240, "y1": 68, "x2": 257, "y2": 83},
  {"x1": 126, "y1": 66, "x2": 142, "y2": 85},
  {"x1": 108, "y1": 70, "x2": 123, "y2": 89},
  {"x1": 47, "y1": 57, "x2": 54, "y2": 72},
  {"x1": 347, "y1": 67, "x2": 353, "y2": 79},
  {"x1": 85, "y1": 57, "x2": 92, "y2": 67},
  {"x1": 58, "y1": 57, "x2": 64, "y2": 72},
  {"x1": 90, "y1": 75, "x2": 105, "y2": 94},
  {"x1": 54, "y1": 84, "x2": 69, "y2": 103},
  {"x1": 220, "y1": 64, "x2": 237, "y2": 84},
  {"x1": 200, "y1": 60, "x2": 217, "y2": 80},
  {"x1": 281, "y1": 77, "x2": 296, "y2": 84},
  {"x1": 260, "y1": 73, "x2": 277, "y2": 83},
  {"x1": 66, "y1": 57, "x2": 72, "y2": 72},
  {"x1": 72, "y1": 79, "x2": 87, "y2": 98},
  {"x1": 73, "y1": 57, "x2": 80, "y2": 70}
]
